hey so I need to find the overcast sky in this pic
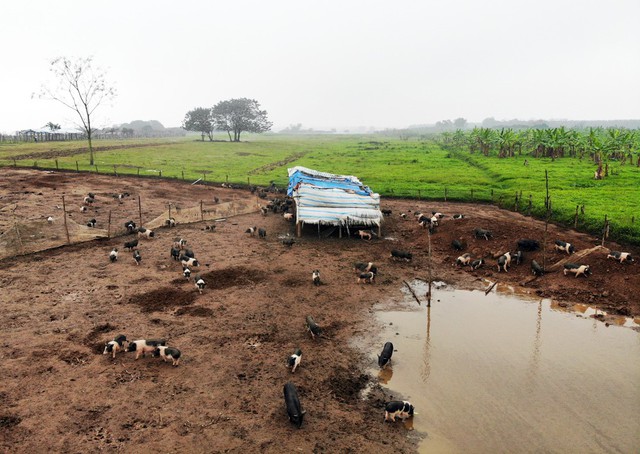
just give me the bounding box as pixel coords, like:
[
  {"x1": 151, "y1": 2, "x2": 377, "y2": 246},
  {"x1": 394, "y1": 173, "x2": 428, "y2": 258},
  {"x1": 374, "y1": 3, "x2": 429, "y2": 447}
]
[{"x1": 2, "y1": 0, "x2": 639, "y2": 133}]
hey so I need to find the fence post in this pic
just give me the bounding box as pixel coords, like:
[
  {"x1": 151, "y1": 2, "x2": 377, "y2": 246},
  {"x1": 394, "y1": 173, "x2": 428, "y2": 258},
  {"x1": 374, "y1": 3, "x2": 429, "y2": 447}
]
[
  {"x1": 418, "y1": 189, "x2": 421, "y2": 199},
  {"x1": 247, "y1": 177, "x2": 250, "y2": 186},
  {"x1": 13, "y1": 158, "x2": 16, "y2": 167},
  {"x1": 444, "y1": 187, "x2": 447, "y2": 201},
  {"x1": 62, "y1": 195, "x2": 70, "y2": 245},
  {"x1": 113, "y1": 165, "x2": 117, "y2": 176},
  {"x1": 55, "y1": 159, "x2": 59, "y2": 170},
  {"x1": 491, "y1": 189, "x2": 494, "y2": 203},
  {"x1": 574, "y1": 205, "x2": 579, "y2": 228},
  {"x1": 200, "y1": 200, "x2": 204, "y2": 221},
  {"x1": 94, "y1": 165, "x2": 98, "y2": 173},
  {"x1": 107, "y1": 210, "x2": 112, "y2": 239},
  {"x1": 34, "y1": 161, "x2": 38, "y2": 168},
  {"x1": 527, "y1": 194, "x2": 532, "y2": 215},
  {"x1": 138, "y1": 196, "x2": 143, "y2": 227},
  {"x1": 159, "y1": 170, "x2": 162, "y2": 178},
  {"x1": 470, "y1": 188, "x2": 474, "y2": 200},
  {"x1": 137, "y1": 167, "x2": 140, "y2": 177},
  {"x1": 76, "y1": 161, "x2": 79, "y2": 172},
  {"x1": 601, "y1": 215, "x2": 609, "y2": 246}
]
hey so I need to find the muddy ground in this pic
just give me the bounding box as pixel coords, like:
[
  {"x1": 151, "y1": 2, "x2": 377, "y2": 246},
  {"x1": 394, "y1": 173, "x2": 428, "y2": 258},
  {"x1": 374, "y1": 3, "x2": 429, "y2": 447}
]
[{"x1": 0, "y1": 168, "x2": 638, "y2": 453}]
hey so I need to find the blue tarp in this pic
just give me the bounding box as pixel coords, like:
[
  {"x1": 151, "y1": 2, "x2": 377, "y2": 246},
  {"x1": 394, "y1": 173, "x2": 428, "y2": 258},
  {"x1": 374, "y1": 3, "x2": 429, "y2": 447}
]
[{"x1": 287, "y1": 166, "x2": 372, "y2": 197}]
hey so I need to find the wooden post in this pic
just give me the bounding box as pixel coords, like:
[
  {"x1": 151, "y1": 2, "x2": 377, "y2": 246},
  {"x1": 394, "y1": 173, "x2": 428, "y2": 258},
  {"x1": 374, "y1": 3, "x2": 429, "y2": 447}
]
[
  {"x1": 113, "y1": 165, "x2": 117, "y2": 176},
  {"x1": 527, "y1": 194, "x2": 532, "y2": 215},
  {"x1": 418, "y1": 189, "x2": 421, "y2": 199},
  {"x1": 200, "y1": 200, "x2": 204, "y2": 221},
  {"x1": 426, "y1": 228, "x2": 432, "y2": 307},
  {"x1": 76, "y1": 161, "x2": 79, "y2": 172},
  {"x1": 138, "y1": 196, "x2": 143, "y2": 227},
  {"x1": 107, "y1": 210, "x2": 112, "y2": 238},
  {"x1": 444, "y1": 187, "x2": 447, "y2": 201},
  {"x1": 574, "y1": 205, "x2": 579, "y2": 228},
  {"x1": 94, "y1": 165, "x2": 98, "y2": 173},
  {"x1": 137, "y1": 167, "x2": 140, "y2": 176},
  {"x1": 62, "y1": 195, "x2": 70, "y2": 245},
  {"x1": 226, "y1": 174, "x2": 229, "y2": 183},
  {"x1": 601, "y1": 215, "x2": 609, "y2": 247},
  {"x1": 13, "y1": 158, "x2": 16, "y2": 167},
  {"x1": 543, "y1": 170, "x2": 550, "y2": 271},
  {"x1": 168, "y1": 204, "x2": 172, "y2": 220},
  {"x1": 34, "y1": 161, "x2": 38, "y2": 168},
  {"x1": 55, "y1": 159, "x2": 59, "y2": 170},
  {"x1": 297, "y1": 221, "x2": 302, "y2": 237},
  {"x1": 247, "y1": 177, "x2": 250, "y2": 186},
  {"x1": 491, "y1": 189, "x2": 494, "y2": 203},
  {"x1": 159, "y1": 170, "x2": 162, "y2": 178}
]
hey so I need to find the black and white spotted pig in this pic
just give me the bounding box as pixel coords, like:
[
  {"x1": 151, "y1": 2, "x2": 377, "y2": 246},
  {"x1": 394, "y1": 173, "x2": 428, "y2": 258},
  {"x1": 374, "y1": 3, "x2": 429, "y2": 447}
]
[
  {"x1": 456, "y1": 253, "x2": 471, "y2": 266},
  {"x1": 133, "y1": 249, "x2": 142, "y2": 265},
  {"x1": 103, "y1": 334, "x2": 128, "y2": 359},
  {"x1": 283, "y1": 382, "x2": 306, "y2": 428},
  {"x1": 555, "y1": 240, "x2": 575, "y2": 254},
  {"x1": 183, "y1": 266, "x2": 191, "y2": 280},
  {"x1": 607, "y1": 251, "x2": 634, "y2": 263},
  {"x1": 195, "y1": 276, "x2": 206, "y2": 294},
  {"x1": 109, "y1": 248, "x2": 118, "y2": 263},
  {"x1": 563, "y1": 263, "x2": 591, "y2": 278},
  {"x1": 470, "y1": 259, "x2": 485, "y2": 270},
  {"x1": 137, "y1": 227, "x2": 155, "y2": 239},
  {"x1": 452, "y1": 214, "x2": 465, "y2": 220},
  {"x1": 497, "y1": 252, "x2": 511, "y2": 272},
  {"x1": 165, "y1": 217, "x2": 176, "y2": 228},
  {"x1": 126, "y1": 339, "x2": 167, "y2": 359},
  {"x1": 354, "y1": 262, "x2": 377, "y2": 274},
  {"x1": 312, "y1": 270, "x2": 321, "y2": 286},
  {"x1": 384, "y1": 401, "x2": 415, "y2": 422},
  {"x1": 86, "y1": 218, "x2": 96, "y2": 228},
  {"x1": 378, "y1": 342, "x2": 393, "y2": 369},
  {"x1": 288, "y1": 348, "x2": 302, "y2": 373},
  {"x1": 124, "y1": 221, "x2": 136, "y2": 234},
  {"x1": 358, "y1": 271, "x2": 375, "y2": 284},
  {"x1": 152, "y1": 346, "x2": 181, "y2": 366},
  {"x1": 245, "y1": 226, "x2": 257, "y2": 236},
  {"x1": 391, "y1": 250, "x2": 412, "y2": 261},
  {"x1": 180, "y1": 256, "x2": 199, "y2": 268}
]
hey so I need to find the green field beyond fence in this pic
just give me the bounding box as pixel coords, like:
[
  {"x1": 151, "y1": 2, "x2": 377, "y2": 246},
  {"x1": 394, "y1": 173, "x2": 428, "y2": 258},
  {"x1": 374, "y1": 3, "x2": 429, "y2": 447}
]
[{"x1": 1, "y1": 134, "x2": 639, "y2": 244}]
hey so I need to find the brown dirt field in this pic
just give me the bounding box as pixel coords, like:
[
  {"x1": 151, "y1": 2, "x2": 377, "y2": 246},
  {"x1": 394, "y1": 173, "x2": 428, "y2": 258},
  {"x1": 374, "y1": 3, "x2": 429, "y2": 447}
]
[{"x1": 1, "y1": 168, "x2": 638, "y2": 453}]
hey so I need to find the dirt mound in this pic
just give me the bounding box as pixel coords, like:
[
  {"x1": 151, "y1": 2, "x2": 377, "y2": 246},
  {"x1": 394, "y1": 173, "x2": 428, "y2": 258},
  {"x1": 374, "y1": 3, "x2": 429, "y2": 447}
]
[
  {"x1": 0, "y1": 415, "x2": 21, "y2": 428},
  {"x1": 199, "y1": 266, "x2": 267, "y2": 290},
  {"x1": 174, "y1": 306, "x2": 214, "y2": 317},
  {"x1": 325, "y1": 366, "x2": 370, "y2": 403},
  {"x1": 128, "y1": 287, "x2": 196, "y2": 312}
]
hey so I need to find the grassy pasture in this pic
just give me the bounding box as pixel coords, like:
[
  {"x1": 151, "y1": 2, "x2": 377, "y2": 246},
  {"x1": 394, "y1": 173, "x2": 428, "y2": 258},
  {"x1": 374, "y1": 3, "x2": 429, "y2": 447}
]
[{"x1": 1, "y1": 134, "x2": 639, "y2": 244}]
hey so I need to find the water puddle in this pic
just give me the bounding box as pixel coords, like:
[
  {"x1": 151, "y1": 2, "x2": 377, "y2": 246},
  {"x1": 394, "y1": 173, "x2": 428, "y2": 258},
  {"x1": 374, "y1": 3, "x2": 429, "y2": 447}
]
[{"x1": 358, "y1": 281, "x2": 640, "y2": 453}]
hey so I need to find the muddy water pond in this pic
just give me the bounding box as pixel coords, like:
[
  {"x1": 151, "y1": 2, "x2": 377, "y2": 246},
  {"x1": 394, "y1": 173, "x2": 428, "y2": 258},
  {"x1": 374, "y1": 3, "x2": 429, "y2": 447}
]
[{"x1": 361, "y1": 282, "x2": 640, "y2": 453}]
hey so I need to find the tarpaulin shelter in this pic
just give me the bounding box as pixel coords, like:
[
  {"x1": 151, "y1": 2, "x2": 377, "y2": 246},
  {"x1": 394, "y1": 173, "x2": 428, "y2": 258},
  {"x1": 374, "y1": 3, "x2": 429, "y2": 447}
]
[{"x1": 287, "y1": 166, "x2": 383, "y2": 237}]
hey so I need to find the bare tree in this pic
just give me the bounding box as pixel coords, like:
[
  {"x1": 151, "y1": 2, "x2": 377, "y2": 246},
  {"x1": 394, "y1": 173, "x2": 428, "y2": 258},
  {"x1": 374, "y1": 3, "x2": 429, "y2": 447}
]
[{"x1": 35, "y1": 56, "x2": 116, "y2": 165}]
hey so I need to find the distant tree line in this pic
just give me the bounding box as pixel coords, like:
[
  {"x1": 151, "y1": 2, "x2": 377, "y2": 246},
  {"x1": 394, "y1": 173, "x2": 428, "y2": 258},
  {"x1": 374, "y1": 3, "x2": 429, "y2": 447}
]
[{"x1": 182, "y1": 98, "x2": 272, "y2": 142}]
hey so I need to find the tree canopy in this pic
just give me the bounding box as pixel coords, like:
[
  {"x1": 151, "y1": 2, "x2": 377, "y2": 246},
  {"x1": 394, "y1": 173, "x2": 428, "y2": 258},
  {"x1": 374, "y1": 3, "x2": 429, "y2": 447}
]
[
  {"x1": 211, "y1": 98, "x2": 272, "y2": 142},
  {"x1": 182, "y1": 107, "x2": 214, "y2": 141}
]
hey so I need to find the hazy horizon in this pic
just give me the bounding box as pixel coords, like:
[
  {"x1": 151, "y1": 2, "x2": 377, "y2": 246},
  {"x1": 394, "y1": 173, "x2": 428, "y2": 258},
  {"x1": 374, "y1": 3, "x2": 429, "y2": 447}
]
[{"x1": 2, "y1": 0, "x2": 639, "y2": 134}]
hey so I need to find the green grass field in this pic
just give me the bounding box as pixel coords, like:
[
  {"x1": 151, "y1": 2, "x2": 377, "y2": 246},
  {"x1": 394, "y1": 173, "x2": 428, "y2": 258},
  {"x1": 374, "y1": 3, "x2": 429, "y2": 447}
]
[{"x1": 2, "y1": 134, "x2": 639, "y2": 244}]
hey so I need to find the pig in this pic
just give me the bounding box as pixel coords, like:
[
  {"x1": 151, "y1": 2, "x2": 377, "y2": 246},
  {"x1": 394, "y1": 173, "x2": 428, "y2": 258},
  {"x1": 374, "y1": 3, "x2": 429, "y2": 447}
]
[
  {"x1": 103, "y1": 334, "x2": 128, "y2": 359},
  {"x1": 124, "y1": 239, "x2": 138, "y2": 251},
  {"x1": 432, "y1": 212, "x2": 445, "y2": 219},
  {"x1": 555, "y1": 240, "x2": 575, "y2": 254},
  {"x1": 451, "y1": 239, "x2": 464, "y2": 251},
  {"x1": 83, "y1": 196, "x2": 94, "y2": 205},
  {"x1": 354, "y1": 262, "x2": 376, "y2": 274},
  {"x1": 124, "y1": 220, "x2": 136, "y2": 233},
  {"x1": 152, "y1": 346, "x2": 181, "y2": 366},
  {"x1": 474, "y1": 228, "x2": 493, "y2": 240},
  {"x1": 109, "y1": 248, "x2": 118, "y2": 263},
  {"x1": 165, "y1": 217, "x2": 176, "y2": 228},
  {"x1": 497, "y1": 252, "x2": 511, "y2": 272},
  {"x1": 607, "y1": 251, "x2": 634, "y2": 263},
  {"x1": 358, "y1": 271, "x2": 375, "y2": 284},
  {"x1": 245, "y1": 226, "x2": 257, "y2": 236},
  {"x1": 171, "y1": 246, "x2": 180, "y2": 261},
  {"x1": 470, "y1": 258, "x2": 485, "y2": 270},
  {"x1": 312, "y1": 270, "x2": 321, "y2": 286},
  {"x1": 182, "y1": 249, "x2": 195, "y2": 259},
  {"x1": 47, "y1": 216, "x2": 54, "y2": 223},
  {"x1": 183, "y1": 266, "x2": 191, "y2": 280},
  {"x1": 391, "y1": 250, "x2": 412, "y2": 261},
  {"x1": 378, "y1": 342, "x2": 393, "y2": 369},
  {"x1": 381, "y1": 209, "x2": 392, "y2": 216},
  {"x1": 86, "y1": 219, "x2": 96, "y2": 228},
  {"x1": 195, "y1": 276, "x2": 206, "y2": 294},
  {"x1": 384, "y1": 401, "x2": 415, "y2": 422},
  {"x1": 514, "y1": 250, "x2": 523, "y2": 265},
  {"x1": 80, "y1": 206, "x2": 88, "y2": 213},
  {"x1": 137, "y1": 227, "x2": 155, "y2": 239},
  {"x1": 456, "y1": 253, "x2": 471, "y2": 266},
  {"x1": 126, "y1": 339, "x2": 167, "y2": 360},
  {"x1": 283, "y1": 213, "x2": 294, "y2": 221},
  {"x1": 517, "y1": 239, "x2": 540, "y2": 251},
  {"x1": 288, "y1": 348, "x2": 302, "y2": 373},
  {"x1": 400, "y1": 213, "x2": 408, "y2": 220},
  {"x1": 357, "y1": 230, "x2": 373, "y2": 240},
  {"x1": 180, "y1": 256, "x2": 199, "y2": 268},
  {"x1": 258, "y1": 228, "x2": 267, "y2": 239},
  {"x1": 260, "y1": 206, "x2": 268, "y2": 216},
  {"x1": 563, "y1": 263, "x2": 591, "y2": 278},
  {"x1": 306, "y1": 316, "x2": 322, "y2": 339},
  {"x1": 283, "y1": 382, "x2": 306, "y2": 428},
  {"x1": 531, "y1": 260, "x2": 544, "y2": 276},
  {"x1": 452, "y1": 214, "x2": 465, "y2": 219},
  {"x1": 417, "y1": 215, "x2": 431, "y2": 228},
  {"x1": 282, "y1": 238, "x2": 295, "y2": 247},
  {"x1": 173, "y1": 238, "x2": 187, "y2": 249},
  {"x1": 133, "y1": 249, "x2": 142, "y2": 265}
]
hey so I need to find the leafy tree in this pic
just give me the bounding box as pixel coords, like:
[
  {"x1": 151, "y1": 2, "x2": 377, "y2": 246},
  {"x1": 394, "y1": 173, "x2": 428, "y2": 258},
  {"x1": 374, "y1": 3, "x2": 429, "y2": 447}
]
[
  {"x1": 35, "y1": 56, "x2": 116, "y2": 165},
  {"x1": 211, "y1": 98, "x2": 272, "y2": 142},
  {"x1": 45, "y1": 122, "x2": 61, "y2": 132},
  {"x1": 453, "y1": 118, "x2": 467, "y2": 129},
  {"x1": 182, "y1": 107, "x2": 214, "y2": 141}
]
